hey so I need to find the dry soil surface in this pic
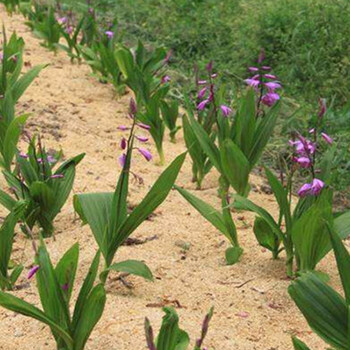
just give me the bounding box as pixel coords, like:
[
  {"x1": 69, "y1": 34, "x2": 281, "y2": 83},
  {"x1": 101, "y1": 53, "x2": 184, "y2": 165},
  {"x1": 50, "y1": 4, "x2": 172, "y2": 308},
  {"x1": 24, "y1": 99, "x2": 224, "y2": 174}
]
[{"x1": 0, "y1": 7, "x2": 345, "y2": 350}]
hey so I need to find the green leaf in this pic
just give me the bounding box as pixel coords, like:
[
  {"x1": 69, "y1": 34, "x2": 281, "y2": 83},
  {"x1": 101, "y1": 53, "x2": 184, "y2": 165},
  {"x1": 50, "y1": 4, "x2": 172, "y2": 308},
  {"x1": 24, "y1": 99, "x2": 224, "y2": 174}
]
[
  {"x1": 55, "y1": 243, "x2": 79, "y2": 302},
  {"x1": 0, "y1": 291, "x2": 73, "y2": 349},
  {"x1": 2, "y1": 114, "x2": 28, "y2": 170},
  {"x1": 174, "y1": 185, "x2": 228, "y2": 236},
  {"x1": 233, "y1": 194, "x2": 284, "y2": 243},
  {"x1": 35, "y1": 241, "x2": 71, "y2": 332},
  {"x1": 0, "y1": 189, "x2": 16, "y2": 211},
  {"x1": 220, "y1": 139, "x2": 250, "y2": 196},
  {"x1": 292, "y1": 195, "x2": 333, "y2": 271},
  {"x1": 11, "y1": 64, "x2": 47, "y2": 102},
  {"x1": 225, "y1": 246, "x2": 243, "y2": 265},
  {"x1": 289, "y1": 272, "x2": 348, "y2": 350},
  {"x1": 74, "y1": 192, "x2": 114, "y2": 259},
  {"x1": 109, "y1": 152, "x2": 186, "y2": 261},
  {"x1": 328, "y1": 224, "x2": 350, "y2": 304},
  {"x1": 72, "y1": 251, "x2": 101, "y2": 329},
  {"x1": 107, "y1": 259, "x2": 153, "y2": 281},
  {"x1": 156, "y1": 307, "x2": 190, "y2": 350},
  {"x1": 334, "y1": 210, "x2": 350, "y2": 240},
  {"x1": 292, "y1": 337, "x2": 312, "y2": 350},
  {"x1": 253, "y1": 217, "x2": 280, "y2": 254},
  {"x1": 72, "y1": 284, "x2": 106, "y2": 350}
]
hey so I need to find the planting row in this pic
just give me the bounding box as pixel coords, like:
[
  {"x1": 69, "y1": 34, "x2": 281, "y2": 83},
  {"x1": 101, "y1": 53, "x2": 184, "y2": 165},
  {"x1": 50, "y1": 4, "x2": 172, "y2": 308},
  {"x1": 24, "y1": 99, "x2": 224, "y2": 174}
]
[{"x1": 0, "y1": 1, "x2": 349, "y2": 349}]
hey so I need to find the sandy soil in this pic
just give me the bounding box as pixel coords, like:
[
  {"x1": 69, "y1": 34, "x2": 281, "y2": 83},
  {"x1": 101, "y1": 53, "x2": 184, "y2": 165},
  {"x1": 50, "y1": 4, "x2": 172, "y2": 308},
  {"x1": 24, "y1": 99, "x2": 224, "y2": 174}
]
[{"x1": 0, "y1": 7, "x2": 345, "y2": 350}]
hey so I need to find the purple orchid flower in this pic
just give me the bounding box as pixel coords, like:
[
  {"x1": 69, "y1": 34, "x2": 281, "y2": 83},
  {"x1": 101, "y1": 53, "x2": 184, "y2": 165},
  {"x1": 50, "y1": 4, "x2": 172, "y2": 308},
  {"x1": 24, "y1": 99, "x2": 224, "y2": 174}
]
[
  {"x1": 294, "y1": 156, "x2": 311, "y2": 168},
  {"x1": 105, "y1": 31, "x2": 114, "y2": 39},
  {"x1": 118, "y1": 125, "x2": 129, "y2": 131},
  {"x1": 318, "y1": 98, "x2": 327, "y2": 118},
  {"x1": 244, "y1": 78, "x2": 260, "y2": 89},
  {"x1": 264, "y1": 74, "x2": 277, "y2": 80},
  {"x1": 197, "y1": 99, "x2": 210, "y2": 111},
  {"x1": 298, "y1": 178, "x2": 325, "y2": 197},
  {"x1": 136, "y1": 135, "x2": 148, "y2": 142},
  {"x1": 137, "y1": 122, "x2": 151, "y2": 130},
  {"x1": 261, "y1": 92, "x2": 280, "y2": 107},
  {"x1": 248, "y1": 66, "x2": 259, "y2": 72},
  {"x1": 129, "y1": 98, "x2": 137, "y2": 115},
  {"x1": 120, "y1": 137, "x2": 127, "y2": 150},
  {"x1": 28, "y1": 265, "x2": 40, "y2": 279},
  {"x1": 321, "y1": 132, "x2": 333, "y2": 145},
  {"x1": 119, "y1": 153, "x2": 126, "y2": 167},
  {"x1": 198, "y1": 87, "x2": 207, "y2": 99},
  {"x1": 220, "y1": 105, "x2": 232, "y2": 117},
  {"x1": 138, "y1": 148, "x2": 152, "y2": 161},
  {"x1": 264, "y1": 81, "x2": 282, "y2": 90},
  {"x1": 51, "y1": 174, "x2": 64, "y2": 179},
  {"x1": 161, "y1": 75, "x2": 171, "y2": 84},
  {"x1": 197, "y1": 80, "x2": 207, "y2": 85}
]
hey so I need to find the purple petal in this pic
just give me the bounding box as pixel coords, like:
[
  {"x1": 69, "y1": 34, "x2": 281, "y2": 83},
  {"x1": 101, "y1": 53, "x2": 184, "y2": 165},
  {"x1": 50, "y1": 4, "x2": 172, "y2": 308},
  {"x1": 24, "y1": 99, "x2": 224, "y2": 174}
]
[
  {"x1": 136, "y1": 135, "x2": 148, "y2": 142},
  {"x1": 51, "y1": 174, "x2": 64, "y2": 179},
  {"x1": 318, "y1": 98, "x2": 327, "y2": 118},
  {"x1": 161, "y1": 75, "x2": 171, "y2": 84},
  {"x1": 105, "y1": 30, "x2": 114, "y2": 39},
  {"x1": 198, "y1": 87, "x2": 207, "y2": 100},
  {"x1": 261, "y1": 66, "x2": 271, "y2": 71},
  {"x1": 220, "y1": 105, "x2": 232, "y2": 117},
  {"x1": 118, "y1": 125, "x2": 129, "y2": 131},
  {"x1": 264, "y1": 74, "x2": 277, "y2": 80},
  {"x1": 136, "y1": 122, "x2": 151, "y2": 130},
  {"x1": 138, "y1": 148, "x2": 152, "y2": 161},
  {"x1": 264, "y1": 81, "x2": 282, "y2": 90},
  {"x1": 295, "y1": 157, "x2": 312, "y2": 168},
  {"x1": 197, "y1": 80, "x2": 207, "y2": 85},
  {"x1": 244, "y1": 78, "x2": 260, "y2": 88},
  {"x1": 197, "y1": 99, "x2": 209, "y2": 111},
  {"x1": 28, "y1": 265, "x2": 40, "y2": 279},
  {"x1": 119, "y1": 153, "x2": 126, "y2": 167},
  {"x1": 120, "y1": 137, "x2": 127, "y2": 150},
  {"x1": 310, "y1": 178, "x2": 325, "y2": 195},
  {"x1": 261, "y1": 92, "x2": 280, "y2": 107},
  {"x1": 129, "y1": 98, "x2": 137, "y2": 115},
  {"x1": 321, "y1": 132, "x2": 333, "y2": 145},
  {"x1": 298, "y1": 183, "x2": 312, "y2": 197},
  {"x1": 248, "y1": 66, "x2": 259, "y2": 72}
]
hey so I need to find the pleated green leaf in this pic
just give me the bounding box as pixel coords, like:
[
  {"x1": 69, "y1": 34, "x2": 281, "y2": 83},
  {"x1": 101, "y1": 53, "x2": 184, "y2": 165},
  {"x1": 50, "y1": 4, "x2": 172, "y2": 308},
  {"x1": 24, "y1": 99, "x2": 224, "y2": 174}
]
[
  {"x1": 107, "y1": 259, "x2": 153, "y2": 281},
  {"x1": 289, "y1": 272, "x2": 348, "y2": 350}
]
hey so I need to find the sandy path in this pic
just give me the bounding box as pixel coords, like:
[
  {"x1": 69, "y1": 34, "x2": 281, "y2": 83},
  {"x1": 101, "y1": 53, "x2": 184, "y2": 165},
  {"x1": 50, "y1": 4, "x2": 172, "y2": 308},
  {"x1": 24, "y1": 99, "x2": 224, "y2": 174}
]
[{"x1": 0, "y1": 7, "x2": 340, "y2": 350}]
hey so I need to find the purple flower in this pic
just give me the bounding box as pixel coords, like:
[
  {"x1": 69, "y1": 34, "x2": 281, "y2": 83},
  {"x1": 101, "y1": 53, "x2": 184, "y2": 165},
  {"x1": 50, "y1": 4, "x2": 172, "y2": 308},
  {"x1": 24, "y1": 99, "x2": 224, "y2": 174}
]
[
  {"x1": 119, "y1": 153, "x2": 126, "y2": 167},
  {"x1": 264, "y1": 81, "x2": 282, "y2": 90},
  {"x1": 211, "y1": 73, "x2": 218, "y2": 78},
  {"x1": 206, "y1": 61, "x2": 213, "y2": 72},
  {"x1": 309, "y1": 128, "x2": 315, "y2": 134},
  {"x1": 137, "y1": 122, "x2": 151, "y2": 130},
  {"x1": 136, "y1": 135, "x2": 148, "y2": 142},
  {"x1": 118, "y1": 125, "x2": 129, "y2": 131},
  {"x1": 321, "y1": 132, "x2": 333, "y2": 145},
  {"x1": 220, "y1": 105, "x2": 232, "y2": 117},
  {"x1": 161, "y1": 75, "x2": 171, "y2": 84},
  {"x1": 198, "y1": 87, "x2": 207, "y2": 99},
  {"x1": 248, "y1": 66, "x2": 259, "y2": 72},
  {"x1": 197, "y1": 80, "x2": 207, "y2": 85},
  {"x1": 310, "y1": 178, "x2": 325, "y2": 195},
  {"x1": 28, "y1": 265, "x2": 40, "y2": 279},
  {"x1": 105, "y1": 31, "x2": 114, "y2": 39},
  {"x1": 261, "y1": 92, "x2": 280, "y2": 107},
  {"x1": 295, "y1": 156, "x2": 311, "y2": 168},
  {"x1": 298, "y1": 178, "x2": 325, "y2": 197},
  {"x1": 138, "y1": 148, "x2": 152, "y2": 161},
  {"x1": 289, "y1": 138, "x2": 316, "y2": 156},
  {"x1": 244, "y1": 78, "x2": 260, "y2": 89},
  {"x1": 197, "y1": 99, "x2": 210, "y2": 111},
  {"x1": 47, "y1": 155, "x2": 56, "y2": 163},
  {"x1": 298, "y1": 183, "x2": 312, "y2": 197},
  {"x1": 19, "y1": 152, "x2": 28, "y2": 159},
  {"x1": 120, "y1": 137, "x2": 127, "y2": 150},
  {"x1": 129, "y1": 98, "x2": 137, "y2": 115},
  {"x1": 262, "y1": 66, "x2": 271, "y2": 71},
  {"x1": 318, "y1": 98, "x2": 327, "y2": 118},
  {"x1": 264, "y1": 74, "x2": 277, "y2": 80},
  {"x1": 51, "y1": 174, "x2": 64, "y2": 179},
  {"x1": 66, "y1": 26, "x2": 73, "y2": 35},
  {"x1": 57, "y1": 17, "x2": 67, "y2": 24}
]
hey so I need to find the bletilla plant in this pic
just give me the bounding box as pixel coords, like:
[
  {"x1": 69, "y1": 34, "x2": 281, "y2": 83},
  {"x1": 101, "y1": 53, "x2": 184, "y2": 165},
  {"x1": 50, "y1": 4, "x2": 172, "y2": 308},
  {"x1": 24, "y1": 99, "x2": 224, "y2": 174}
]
[
  {"x1": 145, "y1": 307, "x2": 213, "y2": 350},
  {"x1": 80, "y1": 23, "x2": 125, "y2": 94},
  {"x1": 0, "y1": 200, "x2": 27, "y2": 290},
  {"x1": 0, "y1": 0, "x2": 21, "y2": 14},
  {"x1": 234, "y1": 100, "x2": 350, "y2": 276},
  {"x1": 0, "y1": 30, "x2": 45, "y2": 171},
  {"x1": 74, "y1": 99, "x2": 186, "y2": 283},
  {"x1": 0, "y1": 240, "x2": 106, "y2": 350},
  {"x1": 176, "y1": 60, "x2": 280, "y2": 264},
  {"x1": 116, "y1": 42, "x2": 178, "y2": 163},
  {"x1": 289, "y1": 224, "x2": 350, "y2": 350},
  {"x1": 0, "y1": 135, "x2": 84, "y2": 237}
]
